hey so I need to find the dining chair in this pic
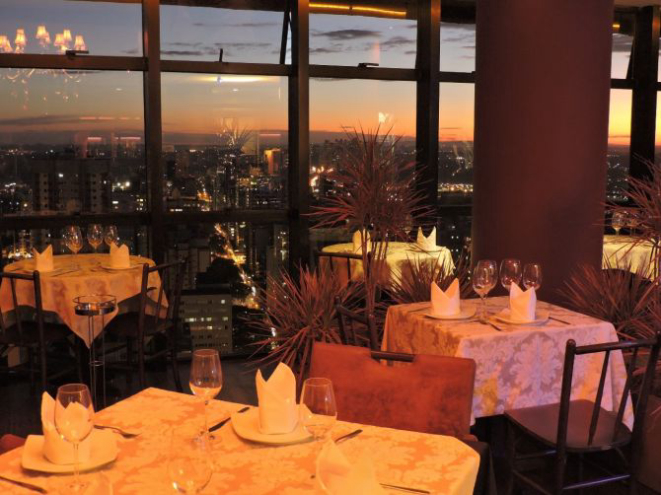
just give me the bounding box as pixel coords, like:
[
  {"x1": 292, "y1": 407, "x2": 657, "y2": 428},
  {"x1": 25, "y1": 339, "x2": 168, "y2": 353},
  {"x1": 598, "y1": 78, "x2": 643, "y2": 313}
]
[
  {"x1": 334, "y1": 296, "x2": 380, "y2": 350},
  {"x1": 0, "y1": 434, "x2": 25, "y2": 454},
  {"x1": 504, "y1": 332, "x2": 661, "y2": 495},
  {"x1": 315, "y1": 249, "x2": 363, "y2": 286},
  {"x1": 104, "y1": 259, "x2": 185, "y2": 392},
  {"x1": 309, "y1": 342, "x2": 476, "y2": 440},
  {"x1": 0, "y1": 271, "x2": 76, "y2": 393}
]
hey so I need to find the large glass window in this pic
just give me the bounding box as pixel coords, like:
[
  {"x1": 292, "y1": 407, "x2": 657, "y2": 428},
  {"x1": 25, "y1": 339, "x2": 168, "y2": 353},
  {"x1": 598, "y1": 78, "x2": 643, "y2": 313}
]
[
  {"x1": 160, "y1": 0, "x2": 288, "y2": 63},
  {"x1": 0, "y1": 70, "x2": 146, "y2": 215},
  {"x1": 0, "y1": 0, "x2": 142, "y2": 57},
  {"x1": 612, "y1": 12, "x2": 634, "y2": 79},
  {"x1": 161, "y1": 73, "x2": 288, "y2": 211},
  {"x1": 607, "y1": 89, "x2": 632, "y2": 202},
  {"x1": 440, "y1": 22, "x2": 475, "y2": 73}
]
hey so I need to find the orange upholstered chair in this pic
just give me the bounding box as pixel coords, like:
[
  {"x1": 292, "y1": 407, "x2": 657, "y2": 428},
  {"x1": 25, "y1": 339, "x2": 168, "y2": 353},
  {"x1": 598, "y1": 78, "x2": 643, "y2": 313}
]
[
  {"x1": 309, "y1": 342, "x2": 476, "y2": 439},
  {"x1": 0, "y1": 434, "x2": 25, "y2": 454}
]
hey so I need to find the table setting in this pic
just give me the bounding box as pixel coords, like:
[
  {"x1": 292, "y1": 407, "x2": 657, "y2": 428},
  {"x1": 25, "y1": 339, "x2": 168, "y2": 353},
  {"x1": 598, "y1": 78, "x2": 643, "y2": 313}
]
[{"x1": 0, "y1": 348, "x2": 480, "y2": 494}]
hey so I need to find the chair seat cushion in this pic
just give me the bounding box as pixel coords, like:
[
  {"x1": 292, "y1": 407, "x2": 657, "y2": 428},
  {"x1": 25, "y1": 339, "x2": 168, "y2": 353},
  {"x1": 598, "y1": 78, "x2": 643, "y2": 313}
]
[
  {"x1": 104, "y1": 312, "x2": 167, "y2": 338},
  {"x1": 505, "y1": 399, "x2": 631, "y2": 452},
  {"x1": 0, "y1": 322, "x2": 70, "y2": 346}
]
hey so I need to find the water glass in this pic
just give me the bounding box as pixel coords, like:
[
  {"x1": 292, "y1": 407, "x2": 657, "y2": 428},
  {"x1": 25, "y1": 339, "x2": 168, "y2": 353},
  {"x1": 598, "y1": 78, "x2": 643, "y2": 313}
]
[
  {"x1": 500, "y1": 259, "x2": 522, "y2": 292},
  {"x1": 54, "y1": 384, "x2": 94, "y2": 492},
  {"x1": 189, "y1": 349, "x2": 223, "y2": 439},
  {"x1": 472, "y1": 260, "x2": 498, "y2": 319},
  {"x1": 168, "y1": 425, "x2": 213, "y2": 494},
  {"x1": 87, "y1": 224, "x2": 104, "y2": 253},
  {"x1": 300, "y1": 377, "x2": 337, "y2": 442},
  {"x1": 612, "y1": 211, "x2": 625, "y2": 236},
  {"x1": 104, "y1": 226, "x2": 119, "y2": 250},
  {"x1": 63, "y1": 226, "x2": 84, "y2": 265},
  {"x1": 523, "y1": 263, "x2": 543, "y2": 291}
]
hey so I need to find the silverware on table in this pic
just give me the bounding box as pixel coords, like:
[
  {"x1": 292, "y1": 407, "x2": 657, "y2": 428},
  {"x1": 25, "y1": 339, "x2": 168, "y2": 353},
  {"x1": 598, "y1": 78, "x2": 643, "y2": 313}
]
[
  {"x1": 549, "y1": 316, "x2": 570, "y2": 325},
  {"x1": 94, "y1": 424, "x2": 141, "y2": 438},
  {"x1": 0, "y1": 474, "x2": 48, "y2": 493},
  {"x1": 380, "y1": 482, "x2": 431, "y2": 494},
  {"x1": 334, "y1": 428, "x2": 362, "y2": 444},
  {"x1": 479, "y1": 318, "x2": 504, "y2": 332},
  {"x1": 209, "y1": 406, "x2": 250, "y2": 433}
]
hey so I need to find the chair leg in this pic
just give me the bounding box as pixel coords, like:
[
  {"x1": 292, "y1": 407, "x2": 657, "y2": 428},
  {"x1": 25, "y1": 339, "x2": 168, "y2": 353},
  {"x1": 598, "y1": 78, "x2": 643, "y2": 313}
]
[{"x1": 505, "y1": 419, "x2": 517, "y2": 495}]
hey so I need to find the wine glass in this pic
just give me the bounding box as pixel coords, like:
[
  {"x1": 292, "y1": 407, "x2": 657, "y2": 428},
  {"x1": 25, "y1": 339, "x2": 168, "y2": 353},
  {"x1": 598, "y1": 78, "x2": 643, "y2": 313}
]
[
  {"x1": 612, "y1": 211, "x2": 625, "y2": 236},
  {"x1": 300, "y1": 377, "x2": 337, "y2": 443},
  {"x1": 523, "y1": 263, "x2": 543, "y2": 291},
  {"x1": 63, "y1": 226, "x2": 83, "y2": 266},
  {"x1": 500, "y1": 259, "x2": 522, "y2": 292},
  {"x1": 189, "y1": 349, "x2": 223, "y2": 440},
  {"x1": 104, "y1": 225, "x2": 119, "y2": 250},
  {"x1": 472, "y1": 260, "x2": 498, "y2": 320},
  {"x1": 54, "y1": 384, "x2": 94, "y2": 492},
  {"x1": 167, "y1": 425, "x2": 213, "y2": 494},
  {"x1": 87, "y1": 224, "x2": 103, "y2": 253}
]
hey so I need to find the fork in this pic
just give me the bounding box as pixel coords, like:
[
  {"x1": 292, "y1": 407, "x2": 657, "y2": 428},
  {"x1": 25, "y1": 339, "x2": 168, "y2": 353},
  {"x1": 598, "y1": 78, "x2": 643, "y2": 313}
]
[{"x1": 94, "y1": 424, "x2": 141, "y2": 438}]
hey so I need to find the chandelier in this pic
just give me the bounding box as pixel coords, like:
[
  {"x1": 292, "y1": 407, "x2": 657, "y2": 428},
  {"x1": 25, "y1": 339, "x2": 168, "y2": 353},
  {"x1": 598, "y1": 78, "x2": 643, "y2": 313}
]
[{"x1": 0, "y1": 25, "x2": 88, "y2": 106}]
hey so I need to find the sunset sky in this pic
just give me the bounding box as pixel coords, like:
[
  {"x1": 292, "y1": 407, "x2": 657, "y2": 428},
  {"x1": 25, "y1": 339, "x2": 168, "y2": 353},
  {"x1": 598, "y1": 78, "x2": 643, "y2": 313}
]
[{"x1": 0, "y1": 0, "x2": 653, "y2": 146}]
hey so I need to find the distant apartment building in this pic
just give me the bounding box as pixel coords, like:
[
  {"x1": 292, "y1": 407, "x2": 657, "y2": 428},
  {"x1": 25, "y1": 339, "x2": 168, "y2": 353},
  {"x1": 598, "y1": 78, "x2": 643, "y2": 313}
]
[{"x1": 180, "y1": 290, "x2": 233, "y2": 355}]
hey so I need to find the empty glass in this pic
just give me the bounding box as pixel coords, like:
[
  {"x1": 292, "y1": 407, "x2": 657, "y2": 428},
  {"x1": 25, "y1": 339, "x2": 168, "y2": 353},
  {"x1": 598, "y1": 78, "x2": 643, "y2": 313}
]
[
  {"x1": 168, "y1": 425, "x2": 213, "y2": 494},
  {"x1": 104, "y1": 226, "x2": 119, "y2": 250},
  {"x1": 54, "y1": 384, "x2": 94, "y2": 492},
  {"x1": 300, "y1": 377, "x2": 337, "y2": 442},
  {"x1": 523, "y1": 263, "x2": 543, "y2": 291},
  {"x1": 87, "y1": 224, "x2": 104, "y2": 253},
  {"x1": 612, "y1": 211, "x2": 625, "y2": 236},
  {"x1": 472, "y1": 260, "x2": 498, "y2": 319},
  {"x1": 63, "y1": 226, "x2": 83, "y2": 265},
  {"x1": 500, "y1": 259, "x2": 522, "y2": 292},
  {"x1": 189, "y1": 349, "x2": 223, "y2": 439}
]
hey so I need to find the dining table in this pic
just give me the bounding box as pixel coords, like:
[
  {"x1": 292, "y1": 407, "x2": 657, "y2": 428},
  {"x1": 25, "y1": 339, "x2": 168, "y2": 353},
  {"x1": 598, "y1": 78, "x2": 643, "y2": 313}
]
[
  {"x1": 0, "y1": 253, "x2": 159, "y2": 347},
  {"x1": 383, "y1": 296, "x2": 633, "y2": 426},
  {"x1": 602, "y1": 234, "x2": 655, "y2": 278},
  {"x1": 0, "y1": 387, "x2": 481, "y2": 494}
]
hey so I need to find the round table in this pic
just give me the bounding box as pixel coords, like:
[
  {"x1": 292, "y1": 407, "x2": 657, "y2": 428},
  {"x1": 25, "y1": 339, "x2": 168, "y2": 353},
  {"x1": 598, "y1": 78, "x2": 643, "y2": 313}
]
[
  {"x1": 321, "y1": 241, "x2": 455, "y2": 286},
  {"x1": 0, "y1": 253, "x2": 158, "y2": 346},
  {"x1": 602, "y1": 235, "x2": 655, "y2": 278}
]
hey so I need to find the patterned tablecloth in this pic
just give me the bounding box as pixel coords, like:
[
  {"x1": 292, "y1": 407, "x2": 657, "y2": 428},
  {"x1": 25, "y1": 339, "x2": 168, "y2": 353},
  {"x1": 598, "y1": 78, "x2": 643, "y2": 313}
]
[
  {"x1": 321, "y1": 241, "x2": 455, "y2": 285},
  {"x1": 0, "y1": 254, "x2": 159, "y2": 347},
  {"x1": 0, "y1": 387, "x2": 480, "y2": 494},
  {"x1": 602, "y1": 235, "x2": 654, "y2": 278},
  {"x1": 383, "y1": 297, "x2": 632, "y2": 425}
]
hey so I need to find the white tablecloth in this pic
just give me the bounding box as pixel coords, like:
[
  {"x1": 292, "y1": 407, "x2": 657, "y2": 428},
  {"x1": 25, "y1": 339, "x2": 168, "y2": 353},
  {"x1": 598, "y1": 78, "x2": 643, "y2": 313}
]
[
  {"x1": 602, "y1": 235, "x2": 654, "y2": 278},
  {"x1": 383, "y1": 297, "x2": 632, "y2": 426},
  {"x1": 0, "y1": 387, "x2": 480, "y2": 494}
]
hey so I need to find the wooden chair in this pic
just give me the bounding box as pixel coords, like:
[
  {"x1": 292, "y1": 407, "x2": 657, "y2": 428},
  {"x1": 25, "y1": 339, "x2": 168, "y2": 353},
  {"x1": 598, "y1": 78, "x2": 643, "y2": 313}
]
[
  {"x1": 505, "y1": 333, "x2": 661, "y2": 495},
  {"x1": 0, "y1": 271, "x2": 75, "y2": 393},
  {"x1": 104, "y1": 260, "x2": 185, "y2": 392},
  {"x1": 315, "y1": 249, "x2": 363, "y2": 285},
  {"x1": 309, "y1": 342, "x2": 476, "y2": 440},
  {"x1": 334, "y1": 296, "x2": 379, "y2": 350},
  {"x1": 0, "y1": 434, "x2": 25, "y2": 454}
]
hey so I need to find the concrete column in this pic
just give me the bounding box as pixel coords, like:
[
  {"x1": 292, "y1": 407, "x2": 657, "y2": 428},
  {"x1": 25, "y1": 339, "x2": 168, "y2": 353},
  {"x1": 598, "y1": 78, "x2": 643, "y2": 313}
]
[{"x1": 472, "y1": 0, "x2": 613, "y2": 302}]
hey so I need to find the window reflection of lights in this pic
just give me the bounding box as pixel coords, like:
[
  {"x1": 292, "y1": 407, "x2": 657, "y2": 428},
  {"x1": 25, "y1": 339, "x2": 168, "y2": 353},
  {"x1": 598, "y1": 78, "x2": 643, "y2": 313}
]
[{"x1": 309, "y1": 2, "x2": 406, "y2": 17}]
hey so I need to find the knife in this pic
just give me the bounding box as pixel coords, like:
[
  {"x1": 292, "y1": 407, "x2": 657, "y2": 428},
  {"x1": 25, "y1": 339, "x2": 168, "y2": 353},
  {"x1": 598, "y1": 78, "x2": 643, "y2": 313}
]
[
  {"x1": 0, "y1": 474, "x2": 48, "y2": 493},
  {"x1": 209, "y1": 406, "x2": 249, "y2": 432}
]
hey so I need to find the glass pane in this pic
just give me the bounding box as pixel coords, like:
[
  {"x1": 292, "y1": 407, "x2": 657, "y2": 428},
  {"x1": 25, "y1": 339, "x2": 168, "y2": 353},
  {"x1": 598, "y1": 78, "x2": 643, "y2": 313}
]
[
  {"x1": 161, "y1": 73, "x2": 288, "y2": 211},
  {"x1": 310, "y1": 78, "x2": 416, "y2": 204},
  {"x1": 0, "y1": 0, "x2": 142, "y2": 56},
  {"x1": 309, "y1": 6, "x2": 416, "y2": 67},
  {"x1": 607, "y1": 89, "x2": 632, "y2": 202},
  {"x1": 437, "y1": 213, "x2": 471, "y2": 260},
  {"x1": 160, "y1": 0, "x2": 288, "y2": 63},
  {"x1": 165, "y1": 222, "x2": 288, "y2": 356},
  {"x1": 439, "y1": 83, "x2": 474, "y2": 204},
  {"x1": 612, "y1": 13, "x2": 633, "y2": 79},
  {"x1": 440, "y1": 22, "x2": 475, "y2": 73},
  {"x1": 0, "y1": 70, "x2": 146, "y2": 215},
  {"x1": 656, "y1": 93, "x2": 661, "y2": 164}
]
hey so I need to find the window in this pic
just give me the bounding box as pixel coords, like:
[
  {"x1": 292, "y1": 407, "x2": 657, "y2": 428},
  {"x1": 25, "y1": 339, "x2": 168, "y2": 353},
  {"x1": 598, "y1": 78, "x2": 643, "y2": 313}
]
[
  {"x1": 607, "y1": 89, "x2": 632, "y2": 202},
  {"x1": 612, "y1": 12, "x2": 633, "y2": 79},
  {"x1": 440, "y1": 21, "x2": 475, "y2": 73},
  {"x1": 161, "y1": 73, "x2": 288, "y2": 211}
]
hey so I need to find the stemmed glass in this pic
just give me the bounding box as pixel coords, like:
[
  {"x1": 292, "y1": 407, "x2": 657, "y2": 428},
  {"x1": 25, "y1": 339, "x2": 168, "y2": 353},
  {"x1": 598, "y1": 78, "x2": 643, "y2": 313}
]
[
  {"x1": 167, "y1": 425, "x2": 213, "y2": 494},
  {"x1": 472, "y1": 260, "x2": 498, "y2": 319},
  {"x1": 189, "y1": 349, "x2": 223, "y2": 440},
  {"x1": 523, "y1": 263, "x2": 543, "y2": 291},
  {"x1": 104, "y1": 225, "x2": 119, "y2": 250},
  {"x1": 500, "y1": 259, "x2": 522, "y2": 292},
  {"x1": 54, "y1": 384, "x2": 94, "y2": 492},
  {"x1": 63, "y1": 226, "x2": 83, "y2": 267},
  {"x1": 87, "y1": 224, "x2": 104, "y2": 253},
  {"x1": 612, "y1": 211, "x2": 625, "y2": 236},
  {"x1": 300, "y1": 377, "x2": 337, "y2": 443}
]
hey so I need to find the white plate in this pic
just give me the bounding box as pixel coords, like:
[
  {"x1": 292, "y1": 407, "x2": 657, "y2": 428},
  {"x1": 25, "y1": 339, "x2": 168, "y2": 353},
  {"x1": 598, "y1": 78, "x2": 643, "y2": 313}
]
[
  {"x1": 494, "y1": 309, "x2": 550, "y2": 326},
  {"x1": 21, "y1": 430, "x2": 118, "y2": 474},
  {"x1": 425, "y1": 307, "x2": 476, "y2": 321},
  {"x1": 99, "y1": 262, "x2": 142, "y2": 271},
  {"x1": 231, "y1": 408, "x2": 312, "y2": 446}
]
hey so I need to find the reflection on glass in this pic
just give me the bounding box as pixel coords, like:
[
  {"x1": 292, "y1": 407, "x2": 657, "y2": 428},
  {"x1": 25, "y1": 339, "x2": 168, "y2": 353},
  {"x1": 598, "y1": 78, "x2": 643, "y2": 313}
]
[
  {"x1": 0, "y1": 0, "x2": 142, "y2": 56},
  {"x1": 612, "y1": 12, "x2": 634, "y2": 80},
  {"x1": 161, "y1": 73, "x2": 288, "y2": 211},
  {"x1": 160, "y1": 0, "x2": 288, "y2": 63},
  {"x1": 607, "y1": 89, "x2": 632, "y2": 202},
  {"x1": 440, "y1": 22, "x2": 475, "y2": 73}
]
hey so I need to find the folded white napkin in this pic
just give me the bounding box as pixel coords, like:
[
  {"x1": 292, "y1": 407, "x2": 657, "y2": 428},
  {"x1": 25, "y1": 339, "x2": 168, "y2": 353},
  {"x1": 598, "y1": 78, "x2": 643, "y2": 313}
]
[
  {"x1": 430, "y1": 279, "x2": 461, "y2": 316},
  {"x1": 351, "y1": 230, "x2": 370, "y2": 253},
  {"x1": 316, "y1": 440, "x2": 385, "y2": 495},
  {"x1": 109, "y1": 243, "x2": 130, "y2": 269},
  {"x1": 32, "y1": 245, "x2": 54, "y2": 272},
  {"x1": 41, "y1": 392, "x2": 91, "y2": 465},
  {"x1": 256, "y1": 362, "x2": 298, "y2": 434},
  {"x1": 416, "y1": 227, "x2": 437, "y2": 251},
  {"x1": 509, "y1": 283, "x2": 537, "y2": 322}
]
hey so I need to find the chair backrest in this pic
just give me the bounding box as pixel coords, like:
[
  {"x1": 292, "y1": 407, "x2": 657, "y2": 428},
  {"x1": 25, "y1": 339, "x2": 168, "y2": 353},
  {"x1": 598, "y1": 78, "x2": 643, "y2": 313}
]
[
  {"x1": 137, "y1": 259, "x2": 186, "y2": 338},
  {"x1": 0, "y1": 271, "x2": 45, "y2": 342},
  {"x1": 315, "y1": 249, "x2": 363, "y2": 284},
  {"x1": 557, "y1": 333, "x2": 661, "y2": 450},
  {"x1": 309, "y1": 342, "x2": 476, "y2": 439},
  {"x1": 334, "y1": 296, "x2": 379, "y2": 350}
]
